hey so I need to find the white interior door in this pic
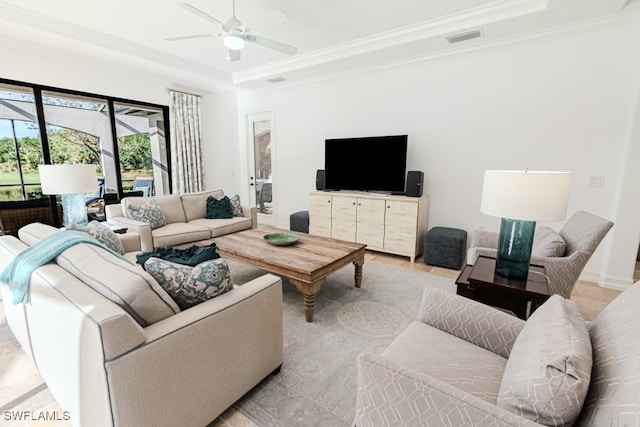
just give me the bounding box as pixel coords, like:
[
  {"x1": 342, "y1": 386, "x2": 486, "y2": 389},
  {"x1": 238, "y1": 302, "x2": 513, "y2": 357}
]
[{"x1": 247, "y1": 111, "x2": 275, "y2": 226}]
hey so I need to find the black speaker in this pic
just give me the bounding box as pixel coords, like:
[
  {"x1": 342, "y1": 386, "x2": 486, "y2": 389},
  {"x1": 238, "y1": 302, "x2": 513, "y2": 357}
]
[
  {"x1": 406, "y1": 171, "x2": 424, "y2": 197},
  {"x1": 316, "y1": 169, "x2": 325, "y2": 190}
]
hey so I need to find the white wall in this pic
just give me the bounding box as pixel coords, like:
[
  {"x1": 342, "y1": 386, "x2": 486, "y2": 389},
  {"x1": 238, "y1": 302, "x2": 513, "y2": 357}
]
[{"x1": 238, "y1": 17, "x2": 640, "y2": 288}]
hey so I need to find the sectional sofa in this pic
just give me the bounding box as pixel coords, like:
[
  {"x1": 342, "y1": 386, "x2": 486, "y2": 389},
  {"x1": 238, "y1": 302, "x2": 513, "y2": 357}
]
[
  {"x1": 104, "y1": 189, "x2": 256, "y2": 251},
  {"x1": 0, "y1": 222, "x2": 283, "y2": 427}
]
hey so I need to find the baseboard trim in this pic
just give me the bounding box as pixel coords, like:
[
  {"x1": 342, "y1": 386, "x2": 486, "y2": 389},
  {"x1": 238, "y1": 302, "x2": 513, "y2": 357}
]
[{"x1": 580, "y1": 271, "x2": 635, "y2": 291}]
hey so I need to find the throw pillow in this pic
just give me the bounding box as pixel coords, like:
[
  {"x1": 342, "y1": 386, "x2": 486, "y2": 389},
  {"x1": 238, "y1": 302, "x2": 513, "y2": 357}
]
[
  {"x1": 532, "y1": 226, "x2": 566, "y2": 257},
  {"x1": 66, "y1": 221, "x2": 125, "y2": 255},
  {"x1": 125, "y1": 198, "x2": 166, "y2": 229},
  {"x1": 206, "y1": 195, "x2": 233, "y2": 219},
  {"x1": 144, "y1": 257, "x2": 233, "y2": 310},
  {"x1": 497, "y1": 295, "x2": 592, "y2": 426},
  {"x1": 229, "y1": 194, "x2": 244, "y2": 217}
]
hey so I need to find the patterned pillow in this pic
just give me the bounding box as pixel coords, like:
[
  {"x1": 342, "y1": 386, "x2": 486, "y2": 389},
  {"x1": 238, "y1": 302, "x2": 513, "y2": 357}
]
[
  {"x1": 66, "y1": 221, "x2": 125, "y2": 255},
  {"x1": 205, "y1": 195, "x2": 233, "y2": 219},
  {"x1": 144, "y1": 257, "x2": 233, "y2": 310},
  {"x1": 126, "y1": 198, "x2": 166, "y2": 229},
  {"x1": 532, "y1": 227, "x2": 566, "y2": 257},
  {"x1": 229, "y1": 194, "x2": 244, "y2": 217},
  {"x1": 497, "y1": 295, "x2": 592, "y2": 426}
]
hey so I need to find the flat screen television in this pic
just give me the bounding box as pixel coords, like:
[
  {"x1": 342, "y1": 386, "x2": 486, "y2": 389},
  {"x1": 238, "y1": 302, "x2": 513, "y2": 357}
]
[{"x1": 324, "y1": 135, "x2": 408, "y2": 193}]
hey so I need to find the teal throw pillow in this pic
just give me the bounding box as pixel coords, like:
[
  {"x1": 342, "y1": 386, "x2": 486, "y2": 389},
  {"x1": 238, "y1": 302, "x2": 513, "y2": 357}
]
[
  {"x1": 206, "y1": 195, "x2": 233, "y2": 219},
  {"x1": 126, "y1": 199, "x2": 166, "y2": 229},
  {"x1": 67, "y1": 221, "x2": 125, "y2": 255},
  {"x1": 144, "y1": 257, "x2": 233, "y2": 309}
]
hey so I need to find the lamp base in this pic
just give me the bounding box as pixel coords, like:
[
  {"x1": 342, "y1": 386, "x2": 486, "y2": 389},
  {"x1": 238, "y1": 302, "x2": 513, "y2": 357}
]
[
  {"x1": 61, "y1": 193, "x2": 88, "y2": 226},
  {"x1": 495, "y1": 218, "x2": 536, "y2": 279}
]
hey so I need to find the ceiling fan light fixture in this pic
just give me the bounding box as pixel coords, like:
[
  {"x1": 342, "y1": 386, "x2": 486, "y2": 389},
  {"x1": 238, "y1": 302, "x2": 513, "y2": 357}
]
[{"x1": 224, "y1": 35, "x2": 245, "y2": 50}]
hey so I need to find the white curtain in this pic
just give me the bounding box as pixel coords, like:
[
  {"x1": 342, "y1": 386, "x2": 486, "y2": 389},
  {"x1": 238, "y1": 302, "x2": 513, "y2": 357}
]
[{"x1": 168, "y1": 90, "x2": 204, "y2": 193}]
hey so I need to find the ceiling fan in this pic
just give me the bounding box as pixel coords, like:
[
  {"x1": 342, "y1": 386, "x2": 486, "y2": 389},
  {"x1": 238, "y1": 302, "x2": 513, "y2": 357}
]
[{"x1": 166, "y1": 0, "x2": 297, "y2": 62}]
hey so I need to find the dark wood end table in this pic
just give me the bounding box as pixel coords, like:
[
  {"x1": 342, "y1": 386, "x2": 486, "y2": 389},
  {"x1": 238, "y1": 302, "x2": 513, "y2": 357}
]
[{"x1": 455, "y1": 256, "x2": 550, "y2": 319}]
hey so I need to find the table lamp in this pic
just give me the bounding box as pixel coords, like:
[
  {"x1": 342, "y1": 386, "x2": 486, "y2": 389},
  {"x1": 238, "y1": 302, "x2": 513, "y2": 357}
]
[
  {"x1": 38, "y1": 164, "x2": 97, "y2": 226},
  {"x1": 480, "y1": 170, "x2": 572, "y2": 279}
]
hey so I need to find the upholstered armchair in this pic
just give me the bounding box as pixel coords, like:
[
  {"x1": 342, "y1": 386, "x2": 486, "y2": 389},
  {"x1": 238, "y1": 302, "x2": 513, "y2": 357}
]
[
  {"x1": 466, "y1": 210, "x2": 613, "y2": 299},
  {"x1": 355, "y1": 281, "x2": 640, "y2": 427}
]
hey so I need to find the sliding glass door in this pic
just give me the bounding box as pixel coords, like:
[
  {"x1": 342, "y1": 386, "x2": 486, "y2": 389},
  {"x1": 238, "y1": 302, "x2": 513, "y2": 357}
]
[{"x1": 0, "y1": 78, "x2": 171, "y2": 202}]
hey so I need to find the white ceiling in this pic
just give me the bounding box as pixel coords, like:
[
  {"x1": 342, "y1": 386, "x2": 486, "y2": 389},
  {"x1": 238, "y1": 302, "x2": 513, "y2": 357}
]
[{"x1": 0, "y1": 0, "x2": 636, "y2": 90}]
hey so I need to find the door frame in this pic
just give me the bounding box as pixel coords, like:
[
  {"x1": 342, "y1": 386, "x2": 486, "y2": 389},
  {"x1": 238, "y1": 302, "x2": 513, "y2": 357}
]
[{"x1": 246, "y1": 109, "x2": 276, "y2": 227}]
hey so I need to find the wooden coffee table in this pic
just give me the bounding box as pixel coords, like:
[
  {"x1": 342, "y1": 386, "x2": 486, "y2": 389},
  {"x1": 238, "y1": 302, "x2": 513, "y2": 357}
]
[
  {"x1": 455, "y1": 256, "x2": 550, "y2": 319},
  {"x1": 214, "y1": 227, "x2": 366, "y2": 322}
]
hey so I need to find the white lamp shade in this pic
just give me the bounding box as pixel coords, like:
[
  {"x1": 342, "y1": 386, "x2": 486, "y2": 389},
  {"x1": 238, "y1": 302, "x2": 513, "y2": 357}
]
[
  {"x1": 480, "y1": 170, "x2": 572, "y2": 222},
  {"x1": 38, "y1": 164, "x2": 98, "y2": 195}
]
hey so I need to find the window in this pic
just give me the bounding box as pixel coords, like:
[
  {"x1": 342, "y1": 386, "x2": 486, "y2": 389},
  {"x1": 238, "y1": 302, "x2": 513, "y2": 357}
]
[
  {"x1": 0, "y1": 78, "x2": 171, "y2": 202},
  {"x1": 114, "y1": 102, "x2": 169, "y2": 196},
  {"x1": 0, "y1": 84, "x2": 44, "y2": 201}
]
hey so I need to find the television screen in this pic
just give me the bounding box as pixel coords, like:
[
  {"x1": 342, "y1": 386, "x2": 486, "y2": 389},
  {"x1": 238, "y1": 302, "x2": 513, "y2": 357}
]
[{"x1": 324, "y1": 135, "x2": 408, "y2": 193}]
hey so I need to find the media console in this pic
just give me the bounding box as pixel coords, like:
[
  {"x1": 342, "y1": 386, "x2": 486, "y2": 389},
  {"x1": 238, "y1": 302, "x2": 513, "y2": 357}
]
[{"x1": 308, "y1": 191, "x2": 429, "y2": 262}]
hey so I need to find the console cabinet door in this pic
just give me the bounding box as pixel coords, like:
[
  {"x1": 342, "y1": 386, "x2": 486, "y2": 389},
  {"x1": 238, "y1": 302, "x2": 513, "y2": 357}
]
[
  {"x1": 309, "y1": 194, "x2": 332, "y2": 237},
  {"x1": 356, "y1": 198, "x2": 385, "y2": 248},
  {"x1": 384, "y1": 200, "x2": 418, "y2": 253},
  {"x1": 331, "y1": 196, "x2": 357, "y2": 241}
]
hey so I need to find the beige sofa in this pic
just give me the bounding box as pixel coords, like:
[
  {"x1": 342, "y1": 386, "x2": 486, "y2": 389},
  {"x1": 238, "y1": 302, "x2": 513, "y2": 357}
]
[
  {"x1": 105, "y1": 189, "x2": 257, "y2": 251},
  {"x1": 0, "y1": 223, "x2": 283, "y2": 427},
  {"x1": 355, "y1": 281, "x2": 640, "y2": 426}
]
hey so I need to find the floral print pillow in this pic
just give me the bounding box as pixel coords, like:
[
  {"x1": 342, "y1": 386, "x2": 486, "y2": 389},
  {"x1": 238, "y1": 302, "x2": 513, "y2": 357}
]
[
  {"x1": 126, "y1": 199, "x2": 166, "y2": 229},
  {"x1": 67, "y1": 221, "x2": 125, "y2": 254},
  {"x1": 229, "y1": 194, "x2": 244, "y2": 217},
  {"x1": 144, "y1": 257, "x2": 233, "y2": 310}
]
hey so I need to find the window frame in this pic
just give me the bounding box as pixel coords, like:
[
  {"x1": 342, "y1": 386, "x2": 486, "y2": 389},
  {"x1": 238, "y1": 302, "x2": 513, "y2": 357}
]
[{"x1": 0, "y1": 77, "x2": 172, "y2": 201}]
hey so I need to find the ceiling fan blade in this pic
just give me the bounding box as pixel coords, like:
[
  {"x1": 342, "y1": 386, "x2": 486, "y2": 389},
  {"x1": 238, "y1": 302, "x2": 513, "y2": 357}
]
[
  {"x1": 177, "y1": 2, "x2": 225, "y2": 27},
  {"x1": 227, "y1": 49, "x2": 241, "y2": 62},
  {"x1": 242, "y1": 10, "x2": 287, "y2": 33},
  {"x1": 165, "y1": 34, "x2": 214, "y2": 41},
  {"x1": 246, "y1": 34, "x2": 297, "y2": 55}
]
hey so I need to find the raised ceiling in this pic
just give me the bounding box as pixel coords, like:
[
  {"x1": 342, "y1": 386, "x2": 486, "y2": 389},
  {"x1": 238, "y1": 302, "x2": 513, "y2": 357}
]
[{"x1": 0, "y1": 0, "x2": 635, "y2": 90}]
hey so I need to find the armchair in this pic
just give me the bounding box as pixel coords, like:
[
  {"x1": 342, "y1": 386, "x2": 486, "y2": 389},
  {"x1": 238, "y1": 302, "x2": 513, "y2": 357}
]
[
  {"x1": 132, "y1": 177, "x2": 153, "y2": 197},
  {"x1": 355, "y1": 280, "x2": 640, "y2": 426},
  {"x1": 467, "y1": 210, "x2": 613, "y2": 298}
]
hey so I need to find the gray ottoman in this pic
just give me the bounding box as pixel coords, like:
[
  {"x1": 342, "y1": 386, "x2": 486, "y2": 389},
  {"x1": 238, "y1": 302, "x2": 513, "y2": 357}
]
[
  {"x1": 290, "y1": 210, "x2": 309, "y2": 233},
  {"x1": 424, "y1": 227, "x2": 467, "y2": 269}
]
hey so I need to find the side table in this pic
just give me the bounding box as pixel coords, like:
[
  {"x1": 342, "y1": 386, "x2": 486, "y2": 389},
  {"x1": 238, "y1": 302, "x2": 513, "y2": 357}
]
[{"x1": 455, "y1": 256, "x2": 550, "y2": 319}]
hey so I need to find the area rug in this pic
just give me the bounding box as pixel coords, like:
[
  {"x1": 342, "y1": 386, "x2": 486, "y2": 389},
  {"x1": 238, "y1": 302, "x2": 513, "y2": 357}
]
[{"x1": 226, "y1": 259, "x2": 457, "y2": 427}]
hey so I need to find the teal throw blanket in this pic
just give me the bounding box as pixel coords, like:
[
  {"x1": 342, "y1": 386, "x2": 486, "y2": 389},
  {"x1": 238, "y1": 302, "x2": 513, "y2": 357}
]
[
  {"x1": 136, "y1": 242, "x2": 220, "y2": 270},
  {"x1": 0, "y1": 230, "x2": 128, "y2": 304}
]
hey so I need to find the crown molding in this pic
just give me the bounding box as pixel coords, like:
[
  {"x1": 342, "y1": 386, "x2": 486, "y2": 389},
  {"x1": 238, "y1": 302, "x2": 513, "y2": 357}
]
[
  {"x1": 0, "y1": 0, "x2": 232, "y2": 85},
  {"x1": 239, "y1": 7, "x2": 640, "y2": 94},
  {"x1": 232, "y1": 0, "x2": 547, "y2": 85}
]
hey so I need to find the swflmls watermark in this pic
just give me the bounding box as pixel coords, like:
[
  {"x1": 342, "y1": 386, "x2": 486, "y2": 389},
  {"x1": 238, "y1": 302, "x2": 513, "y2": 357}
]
[{"x1": 3, "y1": 410, "x2": 71, "y2": 422}]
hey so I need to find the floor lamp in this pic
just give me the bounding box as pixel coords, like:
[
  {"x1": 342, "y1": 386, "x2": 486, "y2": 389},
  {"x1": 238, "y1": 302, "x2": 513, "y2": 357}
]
[
  {"x1": 480, "y1": 170, "x2": 572, "y2": 279},
  {"x1": 38, "y1": 164, "x2": 97, "y2": 226}
]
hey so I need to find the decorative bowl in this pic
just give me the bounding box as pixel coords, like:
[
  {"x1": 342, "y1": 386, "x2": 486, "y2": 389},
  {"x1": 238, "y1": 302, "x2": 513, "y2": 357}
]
[{"x1": 263, "y1": 233, "x2": 300, "y2": 246}]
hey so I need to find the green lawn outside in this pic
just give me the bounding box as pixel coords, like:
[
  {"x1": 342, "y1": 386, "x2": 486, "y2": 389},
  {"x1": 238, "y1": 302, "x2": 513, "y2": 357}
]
[
  {"x1": 0, "y1": 171, "x2": 41, "y2": 185},
  {"x1": 0, "y1": 170, "x2": 152, "y2": 201}
]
